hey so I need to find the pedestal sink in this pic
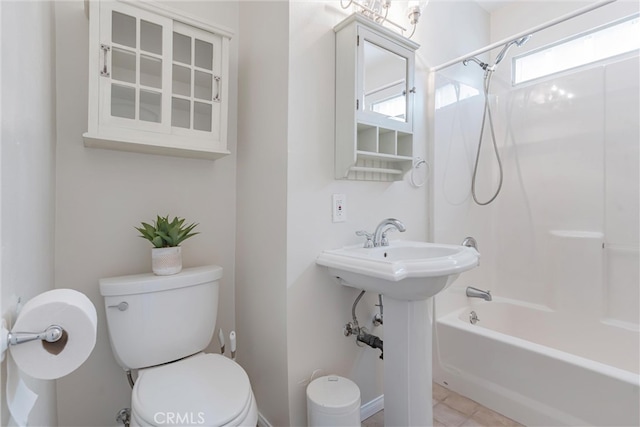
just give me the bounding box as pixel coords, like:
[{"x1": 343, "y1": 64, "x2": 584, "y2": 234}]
[{"x1": 317, "y1": 240, "x2": 479, "y2": 426}]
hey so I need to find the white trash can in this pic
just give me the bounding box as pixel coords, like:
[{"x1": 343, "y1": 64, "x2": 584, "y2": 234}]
[{"x1": 307, "y1": 375, "x2": 361, "y2": 426}]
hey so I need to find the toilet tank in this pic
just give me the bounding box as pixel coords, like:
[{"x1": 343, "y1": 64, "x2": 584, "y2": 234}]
[{"x1": 99, "y1": 265, "x2": 222, "y2": 370}]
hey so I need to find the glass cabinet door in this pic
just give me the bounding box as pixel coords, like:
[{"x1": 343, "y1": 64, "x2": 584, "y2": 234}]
[
  {"x1": 356, "y1": 26, "x2": 414, "y2": 133},
  {"x1": 363, "y1": 40, "x2": 407, "y2": 122},
  {"x1": 99, "y1": 2, "x2": 171, "y2": 132},
  {"x1": 170, "y1": 22, "x2": 222, "y2": 139}
]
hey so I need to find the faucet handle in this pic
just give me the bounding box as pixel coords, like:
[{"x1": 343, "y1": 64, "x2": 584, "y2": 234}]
[
  {"x1": 380, "y1": 228, "x2": 401, "y2": 246},
  {"x1": 356, "y1": 230, "x2": 374, "y2": 248}
]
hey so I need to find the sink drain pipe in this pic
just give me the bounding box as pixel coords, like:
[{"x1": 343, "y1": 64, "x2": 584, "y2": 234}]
[
  {"x1": 344, "y1": 290, "x2": 384, "y2": 359},
  {"x1": 357, "y1": 331, "x2": 383, "y2": 359}
]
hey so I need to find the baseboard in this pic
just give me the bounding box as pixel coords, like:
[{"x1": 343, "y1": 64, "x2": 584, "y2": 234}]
[
  {"x1": 360, "y1": 394, "x2": 384, "y2": 421},
  {"x1": 257, "y1": 411, "x2": 273, "y2": 427}
]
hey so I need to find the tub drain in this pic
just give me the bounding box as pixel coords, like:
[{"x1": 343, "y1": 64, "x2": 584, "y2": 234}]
[{"x1": 469, "y1": 311, "x2": 479, "y2": 324}]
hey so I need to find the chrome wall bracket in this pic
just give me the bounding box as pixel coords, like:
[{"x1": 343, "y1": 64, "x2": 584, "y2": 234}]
[{"x1": 1, "y1": 320, "x2": 65, "y2": 362}]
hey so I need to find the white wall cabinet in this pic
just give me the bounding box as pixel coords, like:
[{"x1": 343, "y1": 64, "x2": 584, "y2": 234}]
[
  {"x1": 84, "y1": 1, "x2": 233, "y2": 160},
  {"x1": 334, "y1": 14, "x2": 419, "y2": 180}
]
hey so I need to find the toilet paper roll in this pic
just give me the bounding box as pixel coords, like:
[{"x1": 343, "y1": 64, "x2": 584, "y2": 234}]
[
  {"x1": 10, "y1": 289, "x2": 97, "y2": 380},
  {"x1": 6, "y1": 352, "x2": 38, "y2": 427}
]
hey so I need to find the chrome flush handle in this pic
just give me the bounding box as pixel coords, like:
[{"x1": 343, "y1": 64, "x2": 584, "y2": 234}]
[{"x1": 108, "y1": 301, "x2": 129, "y2": 311}]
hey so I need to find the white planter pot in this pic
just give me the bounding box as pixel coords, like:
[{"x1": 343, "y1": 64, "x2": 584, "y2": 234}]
[{"x1": 152, "y1": 246, "x2": 182, "y2": 275}]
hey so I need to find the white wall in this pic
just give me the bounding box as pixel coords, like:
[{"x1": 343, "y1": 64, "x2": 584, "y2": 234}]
[
  {"x1": 0, "y1": 1, "x2": 486, "y2": 425},
  {"x1": 284, "y1": 1, "x2": 492, "y2": 425},
  {"x1": 236, "y1": 2, "x2": 290, "y2": 425},
  {"x1": 238, "y1": 1, "x2": 454, "y2": 424},
  {"x1": 53, "y1": 2, "x2": 239, "y2": 425},
  {"x1": 1, "y1": 1, "x2": 58, "y2": 425},
  {"x1": 15, "y1": 0, "x2": 628, "y2": 424}
]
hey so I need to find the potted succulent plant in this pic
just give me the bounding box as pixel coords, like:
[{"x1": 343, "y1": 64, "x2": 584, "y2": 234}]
[{"x1": 135, "y1": 215, "x2": 199, "y2": 275}]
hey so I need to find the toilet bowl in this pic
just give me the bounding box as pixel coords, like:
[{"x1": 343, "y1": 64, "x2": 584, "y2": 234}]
[{"x1": 100, "y1": 266, "x2": 257, "y2": 427}]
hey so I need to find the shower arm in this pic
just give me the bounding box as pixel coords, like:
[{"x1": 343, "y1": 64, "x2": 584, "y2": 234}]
[{"x1": 462, "y1": 57, "x2": 489, "y2": 70}]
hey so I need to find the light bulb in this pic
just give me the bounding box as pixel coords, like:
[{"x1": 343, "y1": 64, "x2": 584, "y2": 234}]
[{"x1": 407, "y1": 0, "x2": 428, "y2": 25}]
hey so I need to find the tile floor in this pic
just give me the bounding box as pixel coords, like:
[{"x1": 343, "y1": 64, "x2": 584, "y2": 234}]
[{"x1": 362, "y1": 383, "x2": 524, "y2": 427}]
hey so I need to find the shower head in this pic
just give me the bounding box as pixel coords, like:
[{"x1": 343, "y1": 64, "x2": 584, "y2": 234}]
[
  {"x1": 515, "y1": 35, "x2": 532, "y2": 46},
  {"x1": 494, "y1": 35, "x2": 532, "y2": 66}
]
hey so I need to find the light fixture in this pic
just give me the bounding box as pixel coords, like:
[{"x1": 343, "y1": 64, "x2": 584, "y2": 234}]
[{"x1": 340, "y1": 0, "x2": 428, "y2": 38}]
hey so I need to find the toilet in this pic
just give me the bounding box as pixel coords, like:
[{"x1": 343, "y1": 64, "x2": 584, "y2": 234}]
[{"x1": 100, "y1": 265, "x2": 258, "y2": 426}]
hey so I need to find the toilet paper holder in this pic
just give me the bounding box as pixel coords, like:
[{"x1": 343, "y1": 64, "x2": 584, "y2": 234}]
[{"x1": 1, "y1": 320, "x2": 65, "y2": 361}]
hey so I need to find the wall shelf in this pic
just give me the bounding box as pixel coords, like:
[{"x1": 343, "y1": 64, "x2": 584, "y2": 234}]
[
  {"x1": 356, "y1": 151, "x2": 413, "y2": 162},
  {"x1": 83, "y1": 132, "x2": 230, "y2": 160}
]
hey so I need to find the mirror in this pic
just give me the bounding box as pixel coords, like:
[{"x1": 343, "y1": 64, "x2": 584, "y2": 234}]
[{"x1": 363, "y1": 40, "x2": 407, "y2": 122}]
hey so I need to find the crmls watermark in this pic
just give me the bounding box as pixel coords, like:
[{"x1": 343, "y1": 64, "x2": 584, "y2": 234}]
[{"x1": 153, "y1": 412, "x2": 206, "y2": 425}]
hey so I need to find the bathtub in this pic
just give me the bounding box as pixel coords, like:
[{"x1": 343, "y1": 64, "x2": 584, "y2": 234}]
[{"x1": 434, "y1": 298, "x2": 640, "y2": 427}]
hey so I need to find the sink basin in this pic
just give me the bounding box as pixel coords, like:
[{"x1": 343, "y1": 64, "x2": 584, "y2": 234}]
[{"x1": 316, "y1": 240, "x2": 479, "y2": 300}]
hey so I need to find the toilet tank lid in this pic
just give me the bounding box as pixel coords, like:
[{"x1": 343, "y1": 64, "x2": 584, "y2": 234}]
[{"x1": 99, "y1": 265, "x2": 223, "y2": 296}]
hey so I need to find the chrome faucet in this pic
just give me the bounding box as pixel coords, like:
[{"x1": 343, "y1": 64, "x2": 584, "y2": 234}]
[
  {"x1": 466, "y1": 286, "x2": 492, "y2": 301},
  {"x1": 373, "y1": 218, "x2": 406, "y2": 247}
]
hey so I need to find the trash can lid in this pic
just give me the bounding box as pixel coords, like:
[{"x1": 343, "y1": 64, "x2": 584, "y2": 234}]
[{"x1": 307, "y1": 376, "x2": 360, "y2": 410}]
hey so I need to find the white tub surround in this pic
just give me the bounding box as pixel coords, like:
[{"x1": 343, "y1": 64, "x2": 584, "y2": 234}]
[{"x1": 433, "y1": 9, "x2": 639, "y2": 425}]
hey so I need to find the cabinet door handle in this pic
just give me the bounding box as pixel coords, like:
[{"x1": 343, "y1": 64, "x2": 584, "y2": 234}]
[
  {"x1": 213, "y1": 76, "x2": 221, "y2": 102},
  {"x1": 100, "y1": 44, "x2": 111, "y2": 77}
]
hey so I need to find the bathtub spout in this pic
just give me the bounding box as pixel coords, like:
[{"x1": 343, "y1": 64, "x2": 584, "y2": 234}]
[{"x1": 466, "y1": 286, "x2": 492, "y2": 301}]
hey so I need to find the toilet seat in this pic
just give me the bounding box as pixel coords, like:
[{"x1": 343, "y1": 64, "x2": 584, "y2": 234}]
[{"x1": 131, "y1": 353, "x2": 255, "y2": 426}]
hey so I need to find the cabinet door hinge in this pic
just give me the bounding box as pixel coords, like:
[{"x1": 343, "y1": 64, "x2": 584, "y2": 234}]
[
  {"x1": 356, "y1": 99, "x2": 359, "y2": 110},
  {"x1": 357, "y1": 35, "x2": 359, "y2": 46}
]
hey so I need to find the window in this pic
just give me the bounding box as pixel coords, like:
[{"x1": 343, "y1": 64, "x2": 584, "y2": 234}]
[{"x1": 513, "y1": 13, "x2": 640, "y2": 85}]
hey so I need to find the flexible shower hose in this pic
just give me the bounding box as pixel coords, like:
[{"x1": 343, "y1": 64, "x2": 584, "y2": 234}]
[{"x1": 471, "y1": 70, "x2": 504, "y2": 205}]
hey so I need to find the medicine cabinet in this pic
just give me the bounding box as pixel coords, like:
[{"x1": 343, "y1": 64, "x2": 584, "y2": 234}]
[
  {"x1": 83, "y1": 1, "x2": 233, "y2": 160},
  {"x1": 334, "y1": 14, "x2": 419, "y2": 181}
]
